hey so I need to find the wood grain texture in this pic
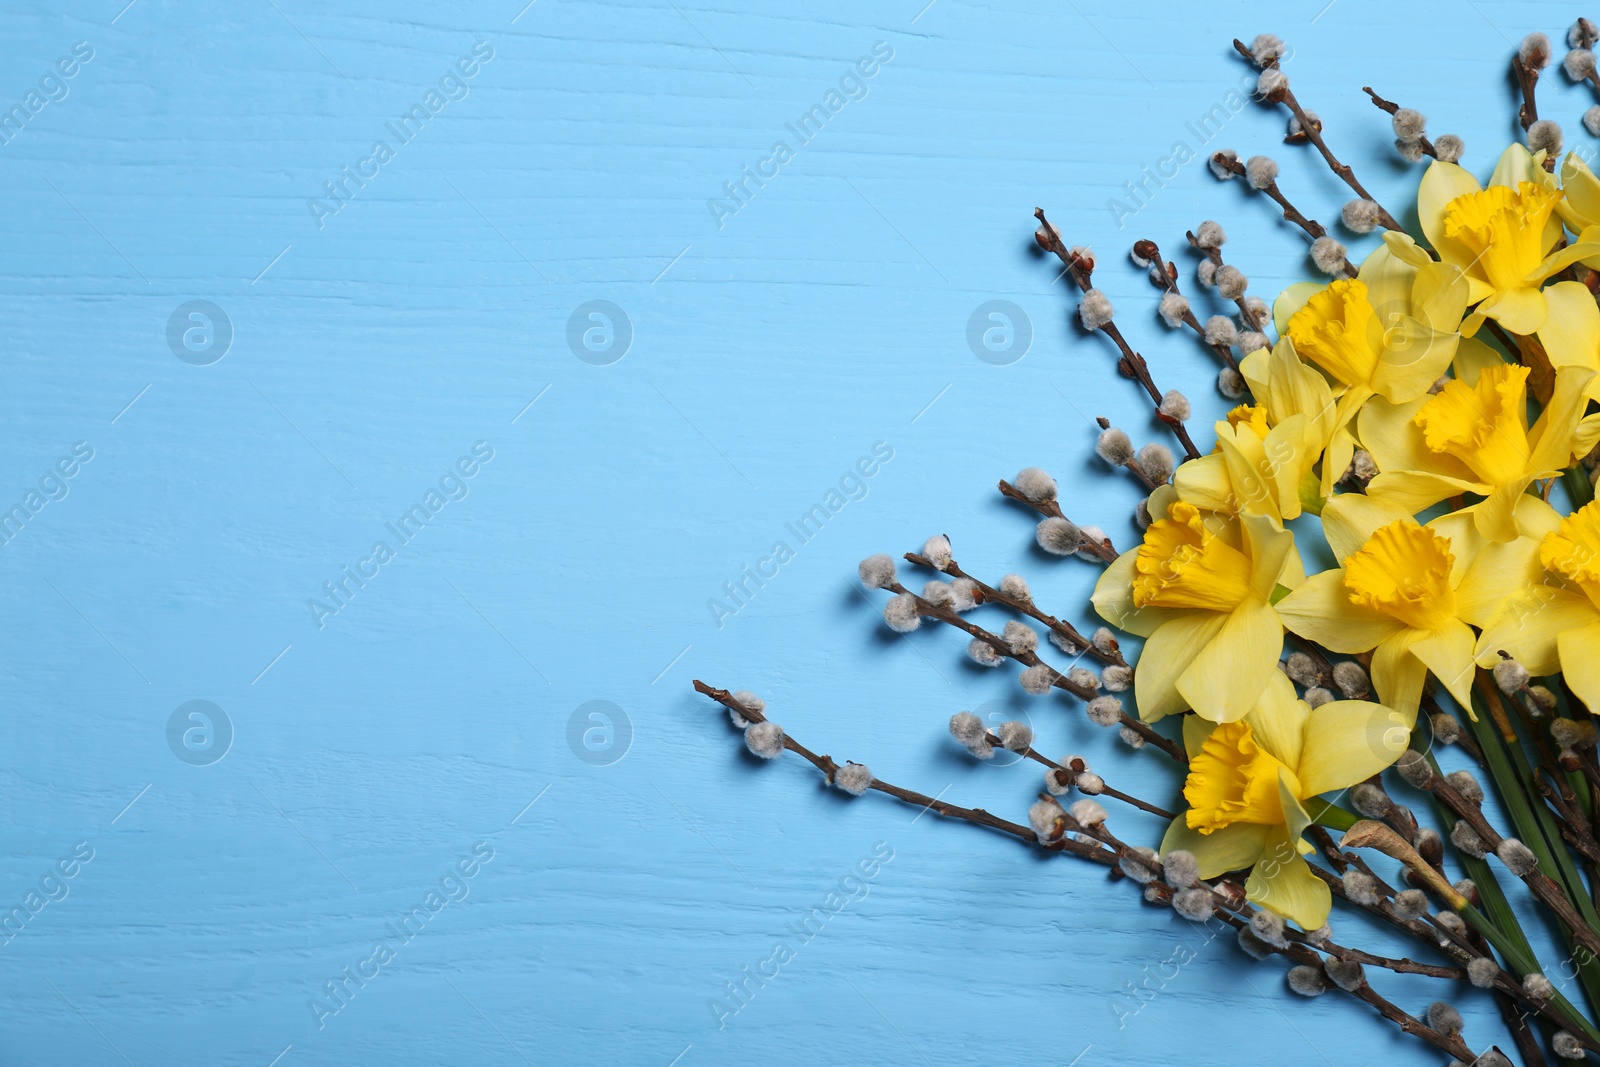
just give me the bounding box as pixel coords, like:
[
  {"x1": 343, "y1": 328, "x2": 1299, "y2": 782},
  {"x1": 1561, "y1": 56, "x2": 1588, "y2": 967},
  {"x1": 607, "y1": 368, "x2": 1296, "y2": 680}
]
[{"x1": 0, "y1": 0, "x2": 1574, "y2": 1063}]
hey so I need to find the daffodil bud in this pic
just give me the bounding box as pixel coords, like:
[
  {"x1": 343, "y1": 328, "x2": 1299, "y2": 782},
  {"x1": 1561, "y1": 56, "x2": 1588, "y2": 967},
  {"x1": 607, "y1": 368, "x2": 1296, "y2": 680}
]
[
  {"x1": 1013, "y1": 467, "x2": 1057, "y2": 503},
  {"x1": 834, "y1": 762, "x2": 873, "y2": 795},
  {"x1": 745, "y1": 721, "x2": 785, "y2": 759},
  {"x1": 1285, "y1": 965, "x2": 1327, "y2": 996}
]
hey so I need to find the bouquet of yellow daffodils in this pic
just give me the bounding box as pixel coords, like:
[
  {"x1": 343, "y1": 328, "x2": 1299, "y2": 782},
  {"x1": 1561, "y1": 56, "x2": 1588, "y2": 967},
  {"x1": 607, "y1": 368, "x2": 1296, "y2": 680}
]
[{"x1": 698, "y1": 26, "x2": 1600, "y2": 1066}]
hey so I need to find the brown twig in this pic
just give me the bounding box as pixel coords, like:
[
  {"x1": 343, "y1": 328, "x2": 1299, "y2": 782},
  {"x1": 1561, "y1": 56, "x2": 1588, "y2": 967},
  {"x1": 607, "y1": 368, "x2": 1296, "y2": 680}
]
[
  {"x1": 995, "y1": 479, "x2": 1118, "y2": 563},
  {"x1": 1204, "y1": 154, "x2": 1358, "y2": 277},
  {"x1": 1135, "y1": 238, "x2": 1242, "y2": 373},
  {"x1": 1362, "y1": 87, "x2": 1438, "y2": 158}
]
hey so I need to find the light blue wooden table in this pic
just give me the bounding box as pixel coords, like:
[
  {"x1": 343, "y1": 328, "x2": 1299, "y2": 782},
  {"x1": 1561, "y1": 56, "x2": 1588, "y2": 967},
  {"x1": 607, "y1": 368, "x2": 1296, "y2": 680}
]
[{"x1": 0, "y1": 1, "x2": 1573, "y2": 1063}]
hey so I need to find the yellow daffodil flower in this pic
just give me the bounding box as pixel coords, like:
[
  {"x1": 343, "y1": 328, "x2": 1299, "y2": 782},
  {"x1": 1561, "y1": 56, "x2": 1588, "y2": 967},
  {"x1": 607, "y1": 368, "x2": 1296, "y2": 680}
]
[
  {"x1": 1175, "y1": 340, "x2": 1346, "y2": 519},
  {"x1": 1474, "y1": 498, "x2": 1600, "y2": 713},
  {"x1": 1418, "y1": 144, "x2": 1600, "y2": 335},
  {"x1": 1356, "y1": 362, "x2": 1596, "y2": 543},
  {"x1": 1275, "y1": 498, "x2": 1524, "y2": 720},
  {"x1": 1273, "y1": 234, "x2": 1468, "y2": 407},
  {"x1": 1549, "y1": 151, "x2": 1600, "y2": 239},
  {"x1": 1161, "y1": 672, "x2": 1409, "y2": 929},
  {"x1": 1093, "y1": 489, "x2": 1300, "y2": 724}
]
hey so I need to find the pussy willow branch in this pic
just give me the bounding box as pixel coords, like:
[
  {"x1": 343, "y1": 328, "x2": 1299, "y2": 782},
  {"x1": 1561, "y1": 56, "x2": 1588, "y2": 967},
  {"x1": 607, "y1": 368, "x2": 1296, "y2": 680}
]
[
  {"x1": 1232, "y1": 38, "x2": 1402, "y2": 231},
  {"x1": 988, "y1": 735, "x2": 1173, "y2": 819},
  {"x1": 995, "y1": 479, "x2": 1118, "y2": 562},
  {"x1": 1203, "y1": 155, "x2": 1358, "y2": 277},
  {"x1": 1183, "y1": 233, "x2": 1276, "y2": 334},
  {"x1": 902, "y1": 549, "x2": 1128, "y2": 667},
  {"x1": 1033, "y1": 208, "x2": 1203, "y2": 462},
  {"x1": 1362, "y1": 87, "x2": 1438, "y2": 158},
  {"x1": 1134, "y1": 238, "x2": 1242, "y2": 372},
  {"x1": 877, "y1": 577, "x2": 1187, "y2": 764},
  {"x1": 1512, "y1": 48, "x2": 1541, "y2": 131}
]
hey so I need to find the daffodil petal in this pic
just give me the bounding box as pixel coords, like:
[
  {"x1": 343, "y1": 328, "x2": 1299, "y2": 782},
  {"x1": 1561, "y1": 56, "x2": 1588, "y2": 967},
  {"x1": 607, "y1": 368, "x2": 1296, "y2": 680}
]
[
  {"x1": 1319, "y1": 493, "x2": 1417, "y2": 563},
  {"x1": 1410, "y1": 618, "x2": 1478, "y2": 710},
  {"x1": 1475, "y1": 286, "x2": 1547, "y2": 335},
  {"x1": 1161, "y1": 817, "x2": 1270, "y2": 878},
  {"x1": 1418, "y1": 160, "x2": 1484, "y2": 269},
  {"x1": 1560, "y1": 622, "x2": 1600, "y2": 714},
  {"x1": 1093, "y1": 550, "x2": 1182, "y2": 638},
  {"x1": 1297, "y1": 699, "x2": 1411, "y2": 796},
  {"x1": 1276, "y1": 569, "x2": 1405, "y2": 654},
  {"x1": 1475, "y1": 586, "x2": 1596, "y2": 675},
  {"x1": 1371, "y1": 629, "x2": 1429, "y2": 719},
  {"x1": 1176, "y1": 599, "x2": 1283, "y2": 724},
  {"x1": 1244, "y1": 671, "x2": 1309, "y2": 770},
  {"x1": 1137, "y1": 612, "x2": 1229, "y2": 721},
  {"x1": 1245, "y1": 830, "x2": 1332, "y2": 929}
]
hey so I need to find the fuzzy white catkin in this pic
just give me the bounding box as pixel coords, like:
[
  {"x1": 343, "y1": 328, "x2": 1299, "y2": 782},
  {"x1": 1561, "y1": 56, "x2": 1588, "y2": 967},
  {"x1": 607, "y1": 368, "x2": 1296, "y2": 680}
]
[
  {"x1": 1243, "y1": 296, "x2": 1269, "y2": 324},
  {"x1": 1158, "y1": 390, "x2": 1191, "y2": 421},
  {"x1": 1235, "y1": 331, "x2": 1267, "y2": 356},
  {"x1": 1163, "y1": 850, "x2": 1200, "y2": 889},
  {"x1": 1529, "y1": 119, "x2": 1563, "y2": 154},
  {"x1": 1310, "y1": 236, "x2": 1348, "y2": 276},
  {"x1": 1237, "y1": 926, "x2": 1273, "y2": 960},
  {"x1": 1342, "y1": 870, "x2": 1381, "y2": 906},
  {"x1": 1554, "y1": 1031, "x2": 1583, "y2": 1059},
  {"x1": 1526, "y1": 972, "x2": 1554, "y2": 1001},
  {"x1": 1529, "y1": 685, "x2": 1559, "y2": 712},
  {"x1": 858, "y1": 553, "x2": 896, "y2": 589},
  {"x1": 1284, "y1": 651, "x2": 1323, "y2": 687},
  {"x1": 1067, "y1": 667, "x2": 1100, "y2": 692},
  {"x1": 1069, "y1": 799, "x2": 1107, "y2": 827},
  {"x1": 1028, "y1": 798, "x2": 1063, "y2": 842},
  {"x1": 1118, "y1": 725, "x2": 1144, "y2": 749},
  {"x1": 1467, "y1": 957, "x2": 1500, "y2": 988},
  {"x1": 1341, "y1": 199, "x2": 1382, "y2": 234},
  {"x1": 1208, "y1": 148, "x2": 1239, "y2": 181},
  {"x1": 922, "y1": 534, "x2": 952, "y2": 570},
  {"x1": 1078, "y1": 289, "x2": 1114, "y2": 330},
  {"x1": 1203, "y1": 315, "x2": 1239, "y2": 346},
  {"x1": 1303, "y1": 686, "x2": 1333, "y2": 708},
  {"x1": 834, "y1": 762, "x2": 873, "y2": 795},
  {"x1": 1244, "y1": 155, "x2": 1279, "y2": 190},
  {"x1": 1157, "y1": 291, "x2": 1190, "y2": 328},
  {"x1": 1287, "y1": 110, "x2": 1319, "y2": 136},
  {"x1": 1573, "y1": 18, "x2": 1599, "y2": 48},
  {"x1": 730, "y1": 690, "x2": 766, "y2": 719},
  {"x1": 966, "y1": 638, "x2": 1003, "y2": 667},
  {"x1": 997, "y1": 573, "x2": 1030, "y2": 600},
  {"x1": 1391, "y1": 107, "x2": 1426, "y2": 140},
  {"x1": 949, "y1": 710, "x2": 985, "y2": 745},
  {"x1": 1172, "y1": 887, "x2": 1214, "y2": 921},
  {"x1": 1013, "y1": 467, "x2": 1057, "y2": 503},
  {"x1": 998, "y1": 720, "x2": 1033, "y2": 753},
  {"x1": 1350, "y1": 783, "x2": 1391, "y2": 818},
  {"x1": 1521, "y1": 31, "x2": 1552, "y2": 69},
  {"x1": 1095, "y1": 427, "x2": 1135, "y2": 466},
  {"x1": 1332, "y1": 660, "x2": 1369, "y2": 699},
  {"x1": 1446, "y1": 769, "x2": 1483, "y2": 804},
  {"x1": 1251, "y1": 910, "x2": 1288, "y2": 948},
  {"x1": 1136, "y1": 443, "x2": 1175, "y2": 484},
  {"x1": 1218, "y1": 367, "x2": 1247, "y2": 399},
  {"x1": 883, "y1": 593, "x2": 921, "y2": 633},
  {"x1": 1427, "y1": 1001, "x2": 1463, "y2": 1036},
  {"x1": 1119, "y1": 846, "x2": 1159, "y2": 883},
  {"x1": 1035, "y1": 516, "x2": 1081, "y2": 556},
  {"x1": 1001, "y1": 620, "x2": 1039, "y2": 655},
  {"x1": 1498, "y1": 837, "x2": 1538, "y2": 876},
  {"x1": 1091, "y1": 627, "x2": 1117, "y2": 653},
  {"x1": 1216, "y1": 265, "x2": 1247, "y2": 300},
  {"x1": 921, "y1": 581, "x2": 954, "y2": 608},
  {"x1": 1395, "y1": 137, "x2": 1425, "y2": 163},
  {"x1": 1076, "y1": 771, "x2": 1104, "y2": 795},
  {"x1": 949, "y1": 578, "x2": 980, "y2": 612},
  {"x1": 1044, "y1": 768, "x2": 1070, "y2": 796},
  {"x1": 1287, "y1": 966, "x2": 1327, "y2": 997},
  {"x1": 1249, "y1": 33, "x2": 1285, "y2": 65},
  {"x1": 745, "y1": 721, "x2": 785, "y2": 759},
  {"x1": 1493, "y1": 658, "x2": 1530, "y2": 694},
  {"x1": 1393, "y1": 889, "x2": 1428, "y2": 919},
  {"x1": 1019, "y1": 664, "x2": 1054, "y2": 695},
  {"x1": 1101, "y1": 665, "x2": 1132, "y2": 693},
  {"x1": 1194, "y1": 219, "x2": 1227, "y2": 249},
  {"x1": 1451, "y1": 821, "x2": 1488, "y2": 859},
  {"x1": 1324, "y1": 958, "x2": 1365, "y2": 991},
  {"x1": 1433, "y1": 134, "x2": 1464, "y2": 163},
  {"x1": 1256, "y1": 67, "x2": 1287, "y2": 97},
  {"x1": 1586, "y1": 106, "x2": 1600, "y2": 138},
  {"x1": 1566, "y1": 48, "x2": 1597, "y2": 80},
  {"x1": 1086, "y1": 696, "x2": 1123, "y2": 726},
  {"x1": 1196, "y1": 258, "x2": 1218, "y2": 288},
  {"x1": 1396, "y1": 749, "x2": 1431, "y2": 787}
]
